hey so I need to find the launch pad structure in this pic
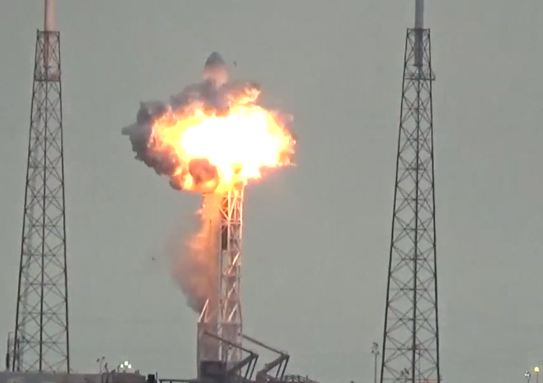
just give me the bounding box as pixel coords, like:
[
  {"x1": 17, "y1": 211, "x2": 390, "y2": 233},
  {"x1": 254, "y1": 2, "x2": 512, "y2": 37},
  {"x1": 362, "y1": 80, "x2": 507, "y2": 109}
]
[
  {"x1": 197, "y1": 183, "x2": 244, "y2": 373},
  {"x1": 188, "y1": 180, "x2": 317, "y2": 383}
]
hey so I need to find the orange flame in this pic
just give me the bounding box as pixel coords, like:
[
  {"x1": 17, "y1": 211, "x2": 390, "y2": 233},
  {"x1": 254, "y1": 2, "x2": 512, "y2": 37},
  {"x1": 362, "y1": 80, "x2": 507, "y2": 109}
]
[{"x1": 148, "y1": 97, "x2": 295, "y2": 194}]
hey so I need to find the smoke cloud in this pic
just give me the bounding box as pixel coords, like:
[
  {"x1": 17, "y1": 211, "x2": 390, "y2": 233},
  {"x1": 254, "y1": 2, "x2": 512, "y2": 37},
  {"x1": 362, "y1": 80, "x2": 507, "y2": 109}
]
[{"x1": 168, "y1": 194, "x2": 222, "y2": 313}]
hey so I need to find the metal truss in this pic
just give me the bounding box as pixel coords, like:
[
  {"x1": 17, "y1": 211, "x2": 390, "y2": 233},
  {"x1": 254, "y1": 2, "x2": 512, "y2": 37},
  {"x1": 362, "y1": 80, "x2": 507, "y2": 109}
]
[
  {"x1": 197, "y1": 299, "x2": 220, "y2": 367},
  {"x1": 379, "y1": 28, "x2": 441, "y2": 383},
  {"x1": 197, "y1": 185, "x2": 244, "y2": 371},
  {"x1": 201, "y1": 330, "x2": 257, "y2": 381},
  {"x1": 242, "y1": 334, "x2": 289, "y2": 383},
  {"x1": 217, "y1": 185, "x2": 244, "y2": 364},
  {"x1": 13, "y1": 29, "x2": 70, "y2": 372}
]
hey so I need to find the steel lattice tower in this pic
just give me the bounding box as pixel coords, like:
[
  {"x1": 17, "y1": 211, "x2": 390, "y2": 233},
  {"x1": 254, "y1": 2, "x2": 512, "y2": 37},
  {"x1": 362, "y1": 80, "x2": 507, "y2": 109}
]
[
  {"x1": 12, "y1": 0, "x2": 70, "y2": 373},
  {"x1": 197, "y1": 184, "x2": 244, "y2": 370},
  {"x1": 379, "y1": 2, "x2": 440, "y2": 383}
]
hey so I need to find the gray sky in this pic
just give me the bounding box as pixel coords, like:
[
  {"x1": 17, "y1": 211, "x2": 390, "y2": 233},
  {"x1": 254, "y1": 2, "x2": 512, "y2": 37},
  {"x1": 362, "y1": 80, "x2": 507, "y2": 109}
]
[{"x1": 1, "y1": 1, "x2": 543, "y2": 382}]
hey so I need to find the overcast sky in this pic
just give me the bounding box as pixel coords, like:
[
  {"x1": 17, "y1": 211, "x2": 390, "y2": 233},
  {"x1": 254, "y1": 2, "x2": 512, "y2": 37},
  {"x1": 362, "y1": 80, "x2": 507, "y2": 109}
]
[{"x1": 1, "y1": 1, "x2": 543, "y2": 383}]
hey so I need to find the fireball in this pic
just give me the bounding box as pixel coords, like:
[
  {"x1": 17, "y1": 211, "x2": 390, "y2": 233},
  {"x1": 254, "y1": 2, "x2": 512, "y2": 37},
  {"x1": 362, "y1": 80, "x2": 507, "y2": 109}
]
[
  {"x1": 122, "y1": 51, "x2": 295, "y2": 195},
  {"x1": 149, "y1": 103, "x2": 294, "y2": 194}
]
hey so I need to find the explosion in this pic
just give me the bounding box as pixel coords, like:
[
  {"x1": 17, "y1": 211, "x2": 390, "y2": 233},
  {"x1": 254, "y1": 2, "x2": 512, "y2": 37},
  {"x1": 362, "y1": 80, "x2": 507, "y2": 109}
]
[
  {"x1": 122, "y1": 52, "x2": 295, "y2": 195},
  {"x1": 122, "y1": 52, "x2": 295, "y2": 311}
]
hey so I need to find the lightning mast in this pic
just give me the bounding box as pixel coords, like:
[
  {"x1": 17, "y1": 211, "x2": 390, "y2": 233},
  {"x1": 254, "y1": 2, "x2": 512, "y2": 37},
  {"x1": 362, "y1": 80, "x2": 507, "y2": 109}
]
[
  {"x1": 379, "y1": 2, "x2": 441, "y2": 383},
  {"x1": 12, "y1": 0, "x2": 70, "y2": 372}
]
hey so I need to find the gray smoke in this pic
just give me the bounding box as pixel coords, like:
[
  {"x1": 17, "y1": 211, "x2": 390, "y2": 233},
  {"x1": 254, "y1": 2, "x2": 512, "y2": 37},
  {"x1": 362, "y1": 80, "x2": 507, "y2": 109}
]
[{"x1": 168, "y1": 193, "x2": 221, "y2": 313}]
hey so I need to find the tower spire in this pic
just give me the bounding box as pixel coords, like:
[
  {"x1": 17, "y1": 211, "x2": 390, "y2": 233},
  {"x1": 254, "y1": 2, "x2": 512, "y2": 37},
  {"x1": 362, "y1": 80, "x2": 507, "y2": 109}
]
[
  {"x1": 415, "y1": 0, "x2": 424, "y2": 29},
  {"x1": 43, "y1": 0, "x2": 56, "y2": 73},
  {"x1": 44, "y1": 0, "x2": 55, "y2": 32}
]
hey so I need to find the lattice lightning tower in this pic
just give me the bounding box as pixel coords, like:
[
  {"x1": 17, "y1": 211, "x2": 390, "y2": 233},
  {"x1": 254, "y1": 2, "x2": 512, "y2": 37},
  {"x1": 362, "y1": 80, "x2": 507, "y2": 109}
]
[
  {"x1": 379, "y1": 2, "x2": 441, "y2": 383},
  {"x1": 12, "y1": 0, "x2": 70, "y2": 372}
]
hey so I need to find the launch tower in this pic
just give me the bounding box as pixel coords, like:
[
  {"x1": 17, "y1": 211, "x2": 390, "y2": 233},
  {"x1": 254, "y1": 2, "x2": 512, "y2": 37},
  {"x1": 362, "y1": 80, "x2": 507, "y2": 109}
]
[
  {"x1": 197, "y1": 183, "x2": 244, "y2": 372},
  {"x1": 379, "y1": 2, "x2": 441, "y2": 383},
  {"x1": 12, "y1": 0, "x2": 70, "y2": 372},
  {"x1": 195, "y1": 53, "x2": 245, "y2": 374},
  {"x1": 217, "y1": 185, "x2": 244, "y2": 363}
]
